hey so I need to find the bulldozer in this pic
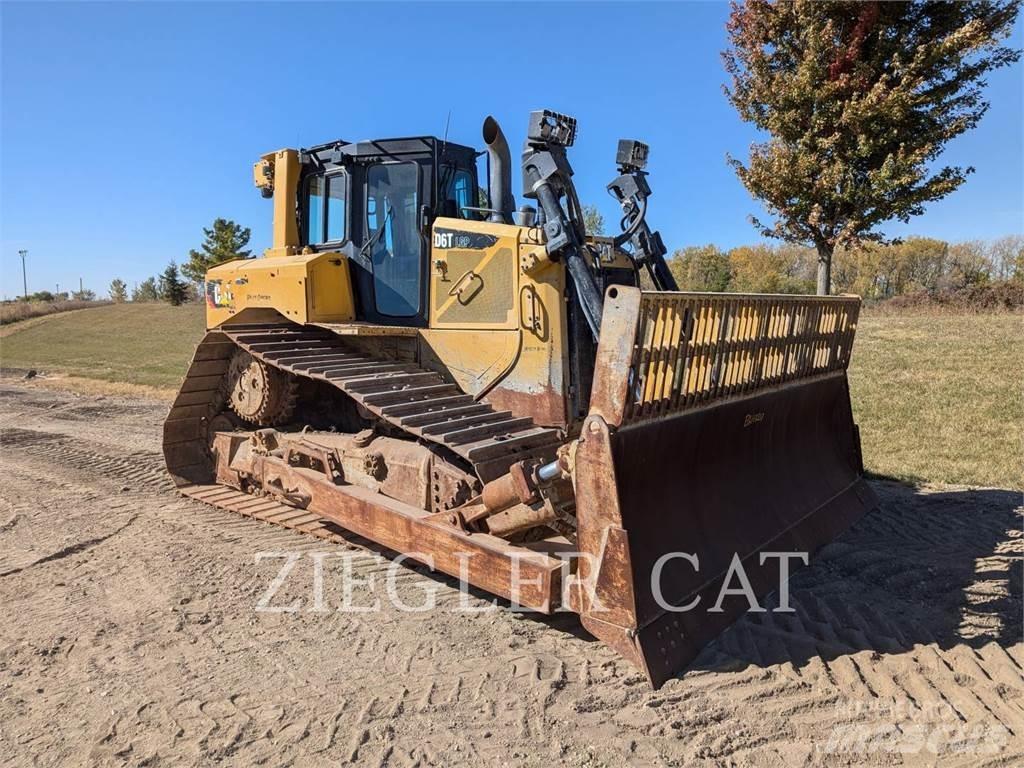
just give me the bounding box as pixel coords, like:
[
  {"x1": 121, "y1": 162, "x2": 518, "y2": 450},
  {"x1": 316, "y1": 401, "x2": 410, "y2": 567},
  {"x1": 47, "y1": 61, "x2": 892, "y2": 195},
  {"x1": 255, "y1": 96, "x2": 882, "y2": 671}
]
[{"x1": 164, "y1": 110, "x2": 877, "y2": 687}]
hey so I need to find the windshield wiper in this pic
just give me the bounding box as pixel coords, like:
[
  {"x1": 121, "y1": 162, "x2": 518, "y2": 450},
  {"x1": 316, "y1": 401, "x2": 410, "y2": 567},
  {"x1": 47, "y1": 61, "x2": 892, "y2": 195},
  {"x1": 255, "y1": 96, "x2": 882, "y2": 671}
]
[{"x1": 358, "y1": 200, "x2": 393, "y2": 259}]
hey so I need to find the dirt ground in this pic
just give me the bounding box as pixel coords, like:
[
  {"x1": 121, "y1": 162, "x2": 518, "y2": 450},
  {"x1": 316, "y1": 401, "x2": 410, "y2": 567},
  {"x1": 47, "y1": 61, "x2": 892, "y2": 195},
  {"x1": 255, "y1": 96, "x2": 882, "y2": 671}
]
[{"x1": 1, "y1": 381, "x2": 1021, "y2": 767}]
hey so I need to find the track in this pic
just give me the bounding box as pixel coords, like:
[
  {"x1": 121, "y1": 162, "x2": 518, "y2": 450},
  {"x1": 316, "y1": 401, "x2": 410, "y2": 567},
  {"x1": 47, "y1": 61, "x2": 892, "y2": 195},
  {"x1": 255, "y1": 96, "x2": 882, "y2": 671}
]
[
  {"x1": 163, "y1": 322, "x2": 561, "y2": 483},
  {"x1": 161, "y1": 322, "x2": 564, "y2": 549},
  {"x1": 2, "y1": 381, "x2": 1023, "y2": 765}
]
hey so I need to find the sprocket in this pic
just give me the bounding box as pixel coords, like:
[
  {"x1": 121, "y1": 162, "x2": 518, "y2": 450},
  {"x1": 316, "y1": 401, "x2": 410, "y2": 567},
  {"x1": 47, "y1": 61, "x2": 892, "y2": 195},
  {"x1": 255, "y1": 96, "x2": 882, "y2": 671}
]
[{"x1": 224, "y1": 349, "x2": 297, "y2": 426}]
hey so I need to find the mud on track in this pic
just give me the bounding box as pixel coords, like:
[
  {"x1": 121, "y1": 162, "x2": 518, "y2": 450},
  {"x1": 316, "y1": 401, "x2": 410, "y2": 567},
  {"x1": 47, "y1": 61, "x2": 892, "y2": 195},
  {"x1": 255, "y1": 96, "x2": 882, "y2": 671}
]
[{"x1": 0, "y1": 381, "x2": 1021, "y2": 766}]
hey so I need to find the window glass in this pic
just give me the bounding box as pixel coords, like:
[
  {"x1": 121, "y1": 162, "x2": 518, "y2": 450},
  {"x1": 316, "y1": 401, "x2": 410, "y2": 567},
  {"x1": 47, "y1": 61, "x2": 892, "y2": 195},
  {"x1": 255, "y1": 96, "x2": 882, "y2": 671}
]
[
  {"x1": 326, "y1": 175, "x2": 346, "y2": 242},
  {"x1": 447, "y1": 169, "x2": 474, "y2": 218},
  {"x1": 307, "y1": 175, "x2": 324, "y2": 245},
  {"x1": 366, "y1": 163, "x2": 420, "y2": 317}
]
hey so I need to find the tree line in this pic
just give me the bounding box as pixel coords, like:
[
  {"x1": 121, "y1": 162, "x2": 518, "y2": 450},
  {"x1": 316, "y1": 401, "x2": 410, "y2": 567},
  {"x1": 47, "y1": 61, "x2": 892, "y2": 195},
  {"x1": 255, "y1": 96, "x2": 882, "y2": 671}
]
[{"x1": 666, "y1": 234, "x2": 1024, "y2": 301}]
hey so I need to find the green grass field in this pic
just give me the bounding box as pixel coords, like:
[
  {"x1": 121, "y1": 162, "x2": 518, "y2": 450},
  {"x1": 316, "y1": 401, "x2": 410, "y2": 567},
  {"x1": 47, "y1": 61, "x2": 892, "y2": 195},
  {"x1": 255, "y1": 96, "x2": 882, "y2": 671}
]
[
  {"x1": 1, "y1": 303, "x2": 1019, "y2": 489},
  {"x1": 0, "y1": 303, "x2": 206, "y2": 390},
  {"x1": 849, "y1": 312, "x2": 1022, "y2": 489}
]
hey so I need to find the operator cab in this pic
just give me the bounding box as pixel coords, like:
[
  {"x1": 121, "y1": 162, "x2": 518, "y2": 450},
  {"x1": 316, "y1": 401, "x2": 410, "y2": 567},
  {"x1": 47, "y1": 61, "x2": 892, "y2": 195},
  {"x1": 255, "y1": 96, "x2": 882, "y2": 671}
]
[{"x1": 298, "y1": 137, "x2": 480, "y2": 327}]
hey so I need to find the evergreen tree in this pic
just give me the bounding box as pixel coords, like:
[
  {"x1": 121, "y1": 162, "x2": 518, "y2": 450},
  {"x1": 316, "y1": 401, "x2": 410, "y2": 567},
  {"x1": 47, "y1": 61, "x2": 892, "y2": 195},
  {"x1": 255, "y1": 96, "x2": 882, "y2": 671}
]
[
  {"x1": 132, "y1": 277, "x2": 159, "y2": 303},
  {"x1": 159, "y1": 262, "x2": 189, "y2": 306},
  {"x1": 109, "y1": 278, "x2": 127, "y2": 303},
  {"x1": 724, "y1": 0, "x2": 1020, "y2": 294},
  {"x1": 183, "y1": 218, "x2": 252, "y2": 284}
]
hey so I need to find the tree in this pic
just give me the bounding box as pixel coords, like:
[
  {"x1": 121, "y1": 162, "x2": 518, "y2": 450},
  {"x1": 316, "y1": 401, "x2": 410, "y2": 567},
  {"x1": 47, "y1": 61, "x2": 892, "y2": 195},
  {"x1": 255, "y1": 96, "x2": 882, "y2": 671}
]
[
  {"x1": 132, "y1": 278, "x2": 159, "y2": 303},
  {"x1": 724, "y1": 0, "x2": 1021, "y2": 294},
  {"x1": 582, "y1": 204, "x2": 606, "y2": 236},
  {"x1": 942, "y1": 240, "x2": 991, "y2": 290},
  {"x1": 109, "y1": 278, "x2": 128, "y2": 303},
  {"x1": 988, "y1": 234, "x2": 1024, "y2": 280},
  {"x1": 183, "y1": 218, "x2": 252, "y2": 284},
  {"x1": 158, "y1": 262, "x2": 188, "y2": 306},
  {"x1": 72, "y1": 288, "x2": 96, "y2": 301},
  {"x1": 668, "y1": 245, "x2": 732, "y2": 291},
  {"x1": 729, "y1": 243, "x2": 816, "y2": 294},
  {"x1": 894, "y1": 237, "x2": 949, "y2": 294}
]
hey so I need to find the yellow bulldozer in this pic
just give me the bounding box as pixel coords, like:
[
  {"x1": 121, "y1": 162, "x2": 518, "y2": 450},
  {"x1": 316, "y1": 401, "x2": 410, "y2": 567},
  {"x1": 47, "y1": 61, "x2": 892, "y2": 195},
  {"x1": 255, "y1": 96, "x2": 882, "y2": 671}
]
[{"x1": 164, "y1": 110, "x2": 877, "y2": 687}]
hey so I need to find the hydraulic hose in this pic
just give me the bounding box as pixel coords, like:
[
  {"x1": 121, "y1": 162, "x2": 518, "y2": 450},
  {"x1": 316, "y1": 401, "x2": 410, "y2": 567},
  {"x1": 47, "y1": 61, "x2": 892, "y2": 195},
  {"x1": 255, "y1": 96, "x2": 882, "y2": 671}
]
[{"x1": 530, "y1": 178, "x2": 604, "y2": 337}]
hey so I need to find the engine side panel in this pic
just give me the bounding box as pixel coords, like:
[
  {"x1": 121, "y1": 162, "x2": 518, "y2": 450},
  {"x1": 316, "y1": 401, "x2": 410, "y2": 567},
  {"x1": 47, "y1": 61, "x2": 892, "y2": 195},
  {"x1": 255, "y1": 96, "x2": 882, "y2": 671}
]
[
  {"x1": 423, "y1": 217, "x2": 570, "y2": 429},
  {"x1": 205, "y1": 252, "x2": 356, "y2": 327}
]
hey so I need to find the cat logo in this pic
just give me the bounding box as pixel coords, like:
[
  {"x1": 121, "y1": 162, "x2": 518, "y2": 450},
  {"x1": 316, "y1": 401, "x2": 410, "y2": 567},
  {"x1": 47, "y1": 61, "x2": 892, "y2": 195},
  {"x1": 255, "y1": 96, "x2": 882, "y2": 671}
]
[
  {"x1": 205, "y1": 280, "x2": 233, "y2": 309},
  {"x1": 743, "y1": 412, "x2": 765, "y2": 427}
]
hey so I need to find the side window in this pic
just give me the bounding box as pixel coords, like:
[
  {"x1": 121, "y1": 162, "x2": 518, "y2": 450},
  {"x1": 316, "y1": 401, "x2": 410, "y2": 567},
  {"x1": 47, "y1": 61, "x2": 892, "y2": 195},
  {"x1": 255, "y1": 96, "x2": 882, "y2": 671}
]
[
  {"x1": 305, "y1": 172, "x2": 347, "y2": 245},
  {"x1": 449, "y1": 169, "x2": 474, "y2": 219},
  {"x1": 307, "y1": 175, "x2": 325, "y2": 245},
  {"x1": 326, "y1": 175, "x2": 346, "y2": 242},
  {"x1": 366, "y1": 162, "x2": 421, "y2": 317}
]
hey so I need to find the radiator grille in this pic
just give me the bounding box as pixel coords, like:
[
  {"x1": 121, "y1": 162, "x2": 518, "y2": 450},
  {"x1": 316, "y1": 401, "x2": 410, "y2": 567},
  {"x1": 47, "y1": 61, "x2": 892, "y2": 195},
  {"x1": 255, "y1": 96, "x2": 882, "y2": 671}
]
[{"x1": 433, "y1": 248, "x2": 515, "y2": 327}]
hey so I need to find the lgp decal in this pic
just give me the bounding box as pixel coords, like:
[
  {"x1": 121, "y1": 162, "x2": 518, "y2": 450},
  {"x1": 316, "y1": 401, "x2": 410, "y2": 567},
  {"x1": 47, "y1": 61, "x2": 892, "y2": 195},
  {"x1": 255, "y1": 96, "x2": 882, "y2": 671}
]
[{"x1": 433, "y1": 228, "x2": 499, "y2": 250}]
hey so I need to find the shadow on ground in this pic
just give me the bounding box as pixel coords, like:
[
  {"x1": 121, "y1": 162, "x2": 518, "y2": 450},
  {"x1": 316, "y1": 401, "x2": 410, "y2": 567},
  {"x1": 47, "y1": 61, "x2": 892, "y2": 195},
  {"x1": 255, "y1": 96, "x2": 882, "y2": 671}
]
[
  {"x1": 309, "y1": 476, "x2": 1022, "y2": 676},
  {"x1": 688, "y1": 479, "x2": 1023, "y2": 673}
]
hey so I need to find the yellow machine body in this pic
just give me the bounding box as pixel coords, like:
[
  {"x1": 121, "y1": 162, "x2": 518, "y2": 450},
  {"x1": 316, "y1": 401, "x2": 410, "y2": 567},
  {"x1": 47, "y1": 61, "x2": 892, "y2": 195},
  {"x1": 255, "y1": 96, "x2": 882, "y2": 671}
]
[
  {"x1": 167, "y1": 116, "x2": 876, "y2": 689},
  {"x1": 208, "y1": 150, "x2": 584, "y2": 428}
]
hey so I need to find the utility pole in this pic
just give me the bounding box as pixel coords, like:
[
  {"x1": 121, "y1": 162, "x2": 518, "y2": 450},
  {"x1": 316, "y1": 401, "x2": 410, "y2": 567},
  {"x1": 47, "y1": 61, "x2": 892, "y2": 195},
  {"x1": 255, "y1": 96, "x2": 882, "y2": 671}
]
[
  {"x1": 18, "y1": 249, "x2": 28, "y2": 299},
  {"x1": 79, "y1": 277, "x2": 83, "y2": 297}
]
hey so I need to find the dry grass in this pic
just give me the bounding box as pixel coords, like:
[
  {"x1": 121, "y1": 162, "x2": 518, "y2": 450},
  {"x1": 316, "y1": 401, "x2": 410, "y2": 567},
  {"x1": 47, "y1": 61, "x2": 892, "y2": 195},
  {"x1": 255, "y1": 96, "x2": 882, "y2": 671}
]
[
  {"x1": 850, "y1": 311, "x2": 1022, "y2": 489},
  {"x1": 1, "y1": 303, "x2": 1018, "y2": 489},
  {"x1": 1, "y1": 303, "x2": 206, "y2": 390},
  {"x1": 20, "y1": 374, "x2": 180, "y2": 402},
  {"x1": 0, "y1": 299, "x2": 112, "y2": 326}
]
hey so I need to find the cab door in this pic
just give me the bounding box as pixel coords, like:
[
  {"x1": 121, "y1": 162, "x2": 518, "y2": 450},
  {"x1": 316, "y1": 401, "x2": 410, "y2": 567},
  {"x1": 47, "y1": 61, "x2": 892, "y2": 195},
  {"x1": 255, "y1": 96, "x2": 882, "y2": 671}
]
[{"x1": 364, "y1": 162, "x2": 426, "y2": 322}]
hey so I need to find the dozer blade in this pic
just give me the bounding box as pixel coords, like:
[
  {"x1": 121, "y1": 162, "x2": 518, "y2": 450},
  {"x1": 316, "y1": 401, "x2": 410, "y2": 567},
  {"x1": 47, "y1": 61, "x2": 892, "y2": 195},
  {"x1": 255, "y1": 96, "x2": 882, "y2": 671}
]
[{"x1": 570, "y1": 287, "x2": 879, "y2": 688}]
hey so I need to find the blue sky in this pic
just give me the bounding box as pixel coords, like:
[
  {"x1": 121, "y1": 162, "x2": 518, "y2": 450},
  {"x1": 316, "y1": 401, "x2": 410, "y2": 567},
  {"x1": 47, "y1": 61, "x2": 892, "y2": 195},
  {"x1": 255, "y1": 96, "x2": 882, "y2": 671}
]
[{"x1": 2, "y1": 1, "x2": 1021, "y2": 299}]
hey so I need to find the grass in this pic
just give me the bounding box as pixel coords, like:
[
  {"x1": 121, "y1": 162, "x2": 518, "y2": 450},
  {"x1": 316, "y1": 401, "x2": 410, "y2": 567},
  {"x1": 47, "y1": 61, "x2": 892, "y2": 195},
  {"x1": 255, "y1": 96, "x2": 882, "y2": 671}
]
[
  {"x1": 850, "y1": 311, "x2": 1022, "y2": 489},
  {"x1": 1, "y1": 299, "x2": 112, "y2": 327},
  {"x1": 1, "y1": 303, "x2": 206, "y2": 390},
  {"x1": 1, "y1": 302, "x2": 1019, "y2": 489}
]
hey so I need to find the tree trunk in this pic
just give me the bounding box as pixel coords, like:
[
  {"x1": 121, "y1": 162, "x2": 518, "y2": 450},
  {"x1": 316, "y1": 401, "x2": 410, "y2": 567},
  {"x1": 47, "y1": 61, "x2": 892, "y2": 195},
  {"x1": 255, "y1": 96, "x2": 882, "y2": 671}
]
[{"x1": 815, "y1": 243, "x2": 833, "y2": 295}]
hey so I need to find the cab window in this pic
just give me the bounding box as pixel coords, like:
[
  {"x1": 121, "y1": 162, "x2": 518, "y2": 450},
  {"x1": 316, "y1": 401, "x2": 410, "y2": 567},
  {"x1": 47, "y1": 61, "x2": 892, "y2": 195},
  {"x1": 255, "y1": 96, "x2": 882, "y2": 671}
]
[
  {"x1": 305, "y1": 172, "x2": 347, "y2": 245},
  {"x1": 306, "y1": 175, "x2": 324, "y2": 245},
  {"x1": 366, "y1": 162, "x2": 420, "y2": 317},
  {"x1": 448, "y1": 169, "x2": 475, "y2": 218},
  {"x1": 326, "y1": 175, "x2": 346, "y2": 241}
]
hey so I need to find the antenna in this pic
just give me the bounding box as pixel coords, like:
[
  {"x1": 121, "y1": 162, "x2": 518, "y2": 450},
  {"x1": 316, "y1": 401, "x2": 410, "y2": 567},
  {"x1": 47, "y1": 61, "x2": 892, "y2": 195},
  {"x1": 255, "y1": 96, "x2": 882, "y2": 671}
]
[{"x1": 440, "y1": 110, "x2": 451, "y2": 156}]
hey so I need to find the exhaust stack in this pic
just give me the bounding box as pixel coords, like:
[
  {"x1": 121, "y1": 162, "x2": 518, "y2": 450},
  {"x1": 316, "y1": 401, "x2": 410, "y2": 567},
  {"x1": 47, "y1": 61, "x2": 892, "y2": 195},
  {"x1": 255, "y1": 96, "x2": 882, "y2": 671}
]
[{"x1": 482, "y1": 116, "x2": 514, "y2": 224}]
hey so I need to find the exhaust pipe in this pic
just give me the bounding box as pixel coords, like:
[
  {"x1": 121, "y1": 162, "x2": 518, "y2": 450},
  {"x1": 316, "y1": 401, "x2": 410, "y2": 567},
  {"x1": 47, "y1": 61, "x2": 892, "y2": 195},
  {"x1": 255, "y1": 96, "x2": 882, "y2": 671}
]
[{"x1": 482, "y1": 116, "x2": 514, "y2": 224}]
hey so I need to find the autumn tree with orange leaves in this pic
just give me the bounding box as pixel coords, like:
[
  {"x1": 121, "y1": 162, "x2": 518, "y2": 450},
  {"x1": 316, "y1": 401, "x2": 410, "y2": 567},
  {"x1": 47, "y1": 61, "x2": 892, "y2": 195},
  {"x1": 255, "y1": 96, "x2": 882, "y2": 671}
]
[{"x1": 723, "y1": 0, "x2": 1020, "y2": 294}]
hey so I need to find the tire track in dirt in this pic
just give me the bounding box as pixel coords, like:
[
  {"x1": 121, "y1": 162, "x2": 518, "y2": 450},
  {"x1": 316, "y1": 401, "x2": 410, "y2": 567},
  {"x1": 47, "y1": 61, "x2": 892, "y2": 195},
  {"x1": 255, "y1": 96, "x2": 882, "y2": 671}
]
[
  {"x1": 2, "y1": 382, "x2": 1023, "y2": 765},
  {"x1": 3, "y1": 426, "x2": 172, "y2": 493}
]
